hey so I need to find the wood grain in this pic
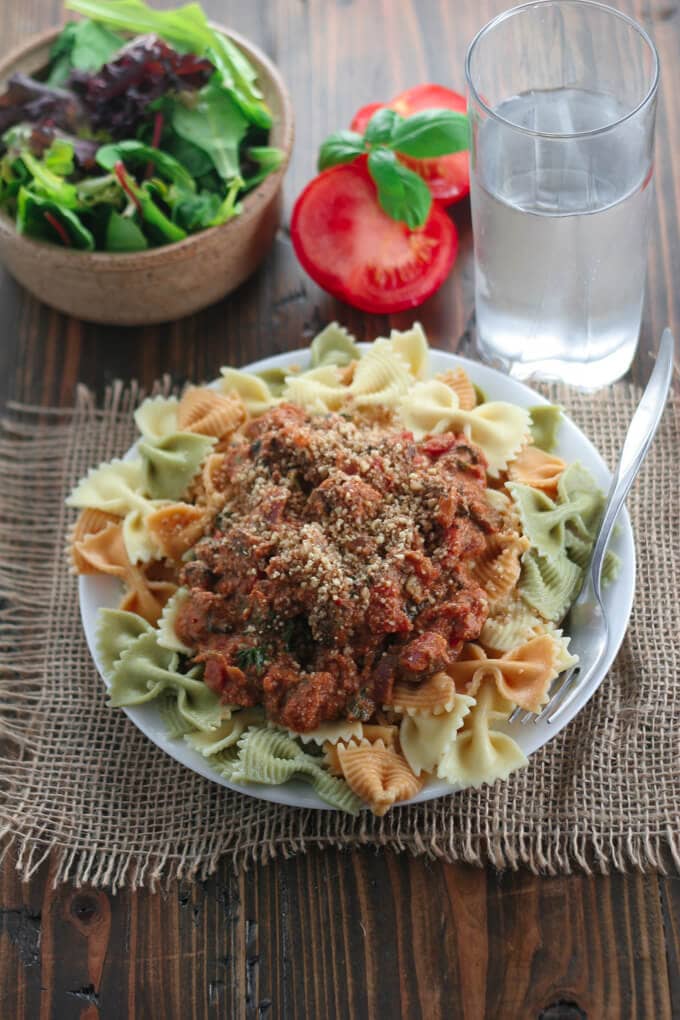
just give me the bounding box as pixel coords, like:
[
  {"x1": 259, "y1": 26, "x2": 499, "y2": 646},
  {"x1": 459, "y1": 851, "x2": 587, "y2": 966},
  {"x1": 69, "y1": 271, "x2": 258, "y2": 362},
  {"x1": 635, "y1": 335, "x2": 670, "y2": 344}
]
[
  {"x1": 1, "y1": 849, "x2": 676, "y2": 1019},
  {"x1": 0, "y1": 0, "x2": 678, "y2": 1017}
]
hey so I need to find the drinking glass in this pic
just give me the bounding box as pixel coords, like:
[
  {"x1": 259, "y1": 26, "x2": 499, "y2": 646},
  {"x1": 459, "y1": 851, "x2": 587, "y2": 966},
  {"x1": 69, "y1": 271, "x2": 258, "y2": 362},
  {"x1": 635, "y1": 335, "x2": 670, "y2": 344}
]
[{"x1": 465, "y1": 0, "x2": 659, "y2": 387}]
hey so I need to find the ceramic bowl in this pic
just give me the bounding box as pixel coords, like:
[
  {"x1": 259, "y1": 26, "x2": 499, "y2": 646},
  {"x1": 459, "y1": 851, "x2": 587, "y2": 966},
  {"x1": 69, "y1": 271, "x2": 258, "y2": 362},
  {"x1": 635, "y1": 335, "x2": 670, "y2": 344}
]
[{"x1": 0, "y1": 25, "x2": 294, "y2": 324}]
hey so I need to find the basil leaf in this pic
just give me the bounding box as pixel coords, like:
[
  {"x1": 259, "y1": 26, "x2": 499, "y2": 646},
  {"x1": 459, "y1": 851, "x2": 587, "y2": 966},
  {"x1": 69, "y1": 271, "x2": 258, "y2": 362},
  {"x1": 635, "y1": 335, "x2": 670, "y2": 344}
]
[
  {"x1": 317, "y1": 131, "x2": 365, "y2": 171},
  {"x1": 390, "y1": 109, "x2": 470, "y2": 158},
  {"x1": 96, "y1": 140, "x2": 196, "y2": 192},
  {"x1": 367, "y1": 148, "x2": 432, "y2": 228},
  {"x1": 364, "y1": 108, "x2": 402, "y2": 145},
  {"x1": 106, "y1": 211, "x2": 149, "y2": 252},
  {"x1": 171, "y1": 81, "x2": 248, "y2": 181}
]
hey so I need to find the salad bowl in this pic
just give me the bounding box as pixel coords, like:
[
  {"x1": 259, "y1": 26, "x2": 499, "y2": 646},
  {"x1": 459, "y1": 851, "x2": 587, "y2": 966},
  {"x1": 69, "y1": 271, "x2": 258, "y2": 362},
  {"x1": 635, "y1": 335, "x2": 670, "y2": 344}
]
[{"x1": 0, "y1": 25, "x2": 294, "y2": 324}]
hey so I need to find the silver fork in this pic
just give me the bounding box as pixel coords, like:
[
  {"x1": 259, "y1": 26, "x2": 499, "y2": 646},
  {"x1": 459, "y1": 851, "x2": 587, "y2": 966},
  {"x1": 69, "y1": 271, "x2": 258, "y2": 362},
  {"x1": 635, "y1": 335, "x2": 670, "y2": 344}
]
[{"x1": 509, "y1": 327, "x2": 675, "y2": 727}]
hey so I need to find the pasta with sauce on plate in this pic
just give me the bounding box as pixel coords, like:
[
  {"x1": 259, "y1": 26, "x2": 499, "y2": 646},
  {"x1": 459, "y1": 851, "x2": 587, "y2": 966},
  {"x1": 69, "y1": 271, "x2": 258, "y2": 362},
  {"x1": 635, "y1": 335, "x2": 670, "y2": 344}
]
[{"x1": 67, "y1": 324, "x2": 615, "y2": 815}]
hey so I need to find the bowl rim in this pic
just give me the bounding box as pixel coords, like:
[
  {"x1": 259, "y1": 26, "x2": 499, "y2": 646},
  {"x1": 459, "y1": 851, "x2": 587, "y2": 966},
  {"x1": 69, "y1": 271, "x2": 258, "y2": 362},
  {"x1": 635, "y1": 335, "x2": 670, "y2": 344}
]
[{"x1": 0, "y1": 21, "x2": 294, "y2": 267}]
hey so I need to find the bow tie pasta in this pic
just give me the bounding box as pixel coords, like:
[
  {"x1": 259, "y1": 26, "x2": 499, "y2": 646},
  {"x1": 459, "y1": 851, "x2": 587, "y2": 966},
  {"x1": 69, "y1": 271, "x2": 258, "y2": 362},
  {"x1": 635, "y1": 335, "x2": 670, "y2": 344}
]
[{"x1": 70, "y1": 323, "x2": 617, "y2": 816}]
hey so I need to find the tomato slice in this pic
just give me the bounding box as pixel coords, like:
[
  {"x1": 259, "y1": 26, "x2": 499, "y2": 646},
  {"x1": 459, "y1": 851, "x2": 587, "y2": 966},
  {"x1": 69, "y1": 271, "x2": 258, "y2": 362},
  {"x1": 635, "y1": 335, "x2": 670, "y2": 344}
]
[
  {"x1": 290, "y1": 161, "x2": 457, "y2": 314},
  {"x1": 350, "y1": 84, "x2": 470, "y2": 205}
]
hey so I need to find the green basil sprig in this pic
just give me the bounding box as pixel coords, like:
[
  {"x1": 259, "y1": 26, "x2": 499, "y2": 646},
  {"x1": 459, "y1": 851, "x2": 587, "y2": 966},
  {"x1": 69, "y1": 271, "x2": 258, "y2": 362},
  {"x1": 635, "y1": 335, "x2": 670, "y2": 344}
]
[
  {"x1": 366, "y1": 149, "x2": 432, "y2": 230},
  {"x1": 317, "y1": 130, "x2": 366, "y2": 169},
  {"x1": 318, "y1": 106, "x2": 469, "y2": 228}
]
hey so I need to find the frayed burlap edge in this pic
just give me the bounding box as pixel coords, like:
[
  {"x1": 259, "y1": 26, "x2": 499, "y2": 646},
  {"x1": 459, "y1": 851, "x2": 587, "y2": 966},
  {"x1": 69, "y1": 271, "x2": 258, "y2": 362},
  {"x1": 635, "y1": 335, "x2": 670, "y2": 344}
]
[{"x1": 1, "y1": 380, "x2": 678, "y2": 890}]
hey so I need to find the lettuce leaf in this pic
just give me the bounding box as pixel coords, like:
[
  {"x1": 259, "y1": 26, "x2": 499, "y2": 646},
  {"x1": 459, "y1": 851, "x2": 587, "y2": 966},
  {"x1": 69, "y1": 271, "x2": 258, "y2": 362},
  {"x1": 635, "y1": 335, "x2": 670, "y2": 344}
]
[
  {"x1": 96, "y1": 140, "x2": 196, "y2": 191},
  {"x1": 106, "y1": 210, "x2": 148, "y2": 250},
  {"x1": 17, "y1": 188, "x2": 95, "y2": 249},
  {"x1": 46, "y1": 19, "x2": 125, "y2": 86},
  {"x1": 65, "y1": 0, "x2": 272, "y2": 127},
  {"x1": 170, "y1": 81, "x2": 247, "y2": 181}
]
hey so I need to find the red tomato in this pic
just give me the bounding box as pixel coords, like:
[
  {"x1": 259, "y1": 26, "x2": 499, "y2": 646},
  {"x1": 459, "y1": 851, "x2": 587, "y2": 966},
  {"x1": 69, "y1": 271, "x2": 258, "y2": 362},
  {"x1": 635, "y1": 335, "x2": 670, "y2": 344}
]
[
  {"x1": 420, "y1": 434, "x2": 459, "y2": 458},
  {"x1": 290, "y1": 161, "x2": 458, "y2": 314},
  {"x1": 350, "y1": 102, "x2": 385, "y2": 135},
  {"x1": 350, "y1": 84, "x2": 470, "y2": 205}
]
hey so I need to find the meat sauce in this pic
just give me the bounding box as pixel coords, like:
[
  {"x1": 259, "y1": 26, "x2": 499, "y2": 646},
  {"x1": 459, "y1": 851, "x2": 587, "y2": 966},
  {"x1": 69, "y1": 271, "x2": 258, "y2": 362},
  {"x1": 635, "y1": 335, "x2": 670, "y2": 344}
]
[{"x1": 175, "y1": 404, "x2": 499, "y2": 732}]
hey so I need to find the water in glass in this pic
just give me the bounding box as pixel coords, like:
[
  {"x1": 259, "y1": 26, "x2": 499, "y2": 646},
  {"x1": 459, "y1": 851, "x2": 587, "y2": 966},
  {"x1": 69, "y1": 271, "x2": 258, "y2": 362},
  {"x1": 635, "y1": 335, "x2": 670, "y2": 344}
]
[{"x1": 472, "y1": 88, "x2": 653, "y2": 386}]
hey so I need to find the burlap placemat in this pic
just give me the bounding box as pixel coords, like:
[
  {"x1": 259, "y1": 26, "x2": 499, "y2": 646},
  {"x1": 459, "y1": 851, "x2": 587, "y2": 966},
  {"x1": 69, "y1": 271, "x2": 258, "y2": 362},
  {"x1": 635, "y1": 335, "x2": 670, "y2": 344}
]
[{"x1": 0, "y1": 379, "x2": 678, "y2": 889}]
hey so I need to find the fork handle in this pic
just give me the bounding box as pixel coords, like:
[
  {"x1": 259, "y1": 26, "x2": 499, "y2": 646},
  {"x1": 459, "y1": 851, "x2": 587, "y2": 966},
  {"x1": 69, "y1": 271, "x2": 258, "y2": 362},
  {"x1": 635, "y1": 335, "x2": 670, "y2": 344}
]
[
  {"x1": 545, "y1": 330, "x2": 674, "y2": 727},
  {"x1": 590, "y1": 328, "x2": 674, "y2": 592}
]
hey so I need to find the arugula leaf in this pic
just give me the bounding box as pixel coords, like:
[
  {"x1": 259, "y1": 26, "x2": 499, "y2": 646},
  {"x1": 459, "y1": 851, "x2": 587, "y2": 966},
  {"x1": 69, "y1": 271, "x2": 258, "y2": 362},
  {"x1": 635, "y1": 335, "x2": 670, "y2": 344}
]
[
  {"x1": 96, "y1": 140, "x2": 196, "y2": 191},
  {"x1": 171, "y1": 81, "x2": 247, "y2": 181},
  {"x1": 389, "y1": 108, "x2": 470, "y2": 158},
  {"x1": 16, "y1": 187, "x2": 95, "y2": 249},
  {"x1": 106, "y1": 210, "x2": 148, "y2": 251},
  {"x1": 367, "y1": 148, "x2": 432, "y2": 228},
  {"x1": 65, "y1": 0, "x2": 272, "y2": 128},
  {"x1": 364, "y1": 108, "x2": 401, "y2": 145},
  {"x1": 317, "y1": 131, "x2": 365, "y2": 171},
  {"x1": 46, "y1": 19, "x2": 124, "y2": 85}
]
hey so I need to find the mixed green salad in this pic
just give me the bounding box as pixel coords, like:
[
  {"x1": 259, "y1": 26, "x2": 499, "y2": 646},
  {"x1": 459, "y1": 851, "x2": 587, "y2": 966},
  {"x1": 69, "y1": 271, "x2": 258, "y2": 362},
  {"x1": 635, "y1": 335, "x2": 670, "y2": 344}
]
[{"x1": 0, "y1": 0, "x2": 283, "y2": 251}]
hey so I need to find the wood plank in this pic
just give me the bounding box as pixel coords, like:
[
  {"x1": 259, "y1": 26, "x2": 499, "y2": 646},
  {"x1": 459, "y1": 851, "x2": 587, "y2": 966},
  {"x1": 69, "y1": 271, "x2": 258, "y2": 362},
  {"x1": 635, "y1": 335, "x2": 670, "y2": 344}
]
[{"x1": 1, "y1": 851, "x2": 677, "y2": 1018}]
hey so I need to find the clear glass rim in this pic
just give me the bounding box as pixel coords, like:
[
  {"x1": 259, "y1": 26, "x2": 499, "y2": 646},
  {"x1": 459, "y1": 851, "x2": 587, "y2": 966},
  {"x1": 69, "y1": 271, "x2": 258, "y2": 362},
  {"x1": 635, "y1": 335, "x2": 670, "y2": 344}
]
[{"x1": 464, "y1": 0, "x2": 660, "y2": 139}]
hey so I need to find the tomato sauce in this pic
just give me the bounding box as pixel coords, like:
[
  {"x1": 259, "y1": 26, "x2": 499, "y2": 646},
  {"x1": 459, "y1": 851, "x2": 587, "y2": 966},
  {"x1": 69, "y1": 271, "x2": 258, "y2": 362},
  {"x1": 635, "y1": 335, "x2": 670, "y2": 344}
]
[{"x1": 175, "y1": 404, "x2": 498, "y2": 732}]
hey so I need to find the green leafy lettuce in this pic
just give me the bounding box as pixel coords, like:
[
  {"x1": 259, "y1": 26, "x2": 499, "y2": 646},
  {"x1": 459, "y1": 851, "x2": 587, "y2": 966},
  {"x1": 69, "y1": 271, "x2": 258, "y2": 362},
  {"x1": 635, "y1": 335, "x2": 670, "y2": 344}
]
[{"x1": 66, "y1": 0, "x2": 273, "y2": 127}]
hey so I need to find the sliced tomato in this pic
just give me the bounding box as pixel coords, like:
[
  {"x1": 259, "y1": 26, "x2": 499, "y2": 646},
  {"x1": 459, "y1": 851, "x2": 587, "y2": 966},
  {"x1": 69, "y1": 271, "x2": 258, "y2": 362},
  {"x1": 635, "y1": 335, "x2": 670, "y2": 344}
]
[
  {"x1": 290, "y1": 161, "x2": 457, "y2": 314},
  {"x1": 350, "y1": 84, "x2": 470, "y2": 205}
]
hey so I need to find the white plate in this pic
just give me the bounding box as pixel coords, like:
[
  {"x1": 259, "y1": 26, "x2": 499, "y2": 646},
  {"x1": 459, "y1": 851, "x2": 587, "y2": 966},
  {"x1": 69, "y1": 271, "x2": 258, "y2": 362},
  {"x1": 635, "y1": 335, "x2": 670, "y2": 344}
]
[{"x1": 79, "y1": 347, "x2": 635, "y2": 810}]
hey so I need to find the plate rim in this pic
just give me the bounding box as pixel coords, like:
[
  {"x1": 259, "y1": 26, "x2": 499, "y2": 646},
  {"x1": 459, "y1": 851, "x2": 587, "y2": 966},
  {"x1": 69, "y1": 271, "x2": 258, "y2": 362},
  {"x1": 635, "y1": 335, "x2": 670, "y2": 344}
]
[{"x1": 78, "y1": 345, "x2": 636, "y2": 811}]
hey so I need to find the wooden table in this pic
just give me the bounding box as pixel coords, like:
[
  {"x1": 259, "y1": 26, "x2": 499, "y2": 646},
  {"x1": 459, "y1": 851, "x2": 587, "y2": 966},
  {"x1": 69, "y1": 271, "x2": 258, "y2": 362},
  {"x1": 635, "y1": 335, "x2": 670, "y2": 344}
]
[{"x1": 1, "y1": 1, "x2": 678, "y2": 1017}]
